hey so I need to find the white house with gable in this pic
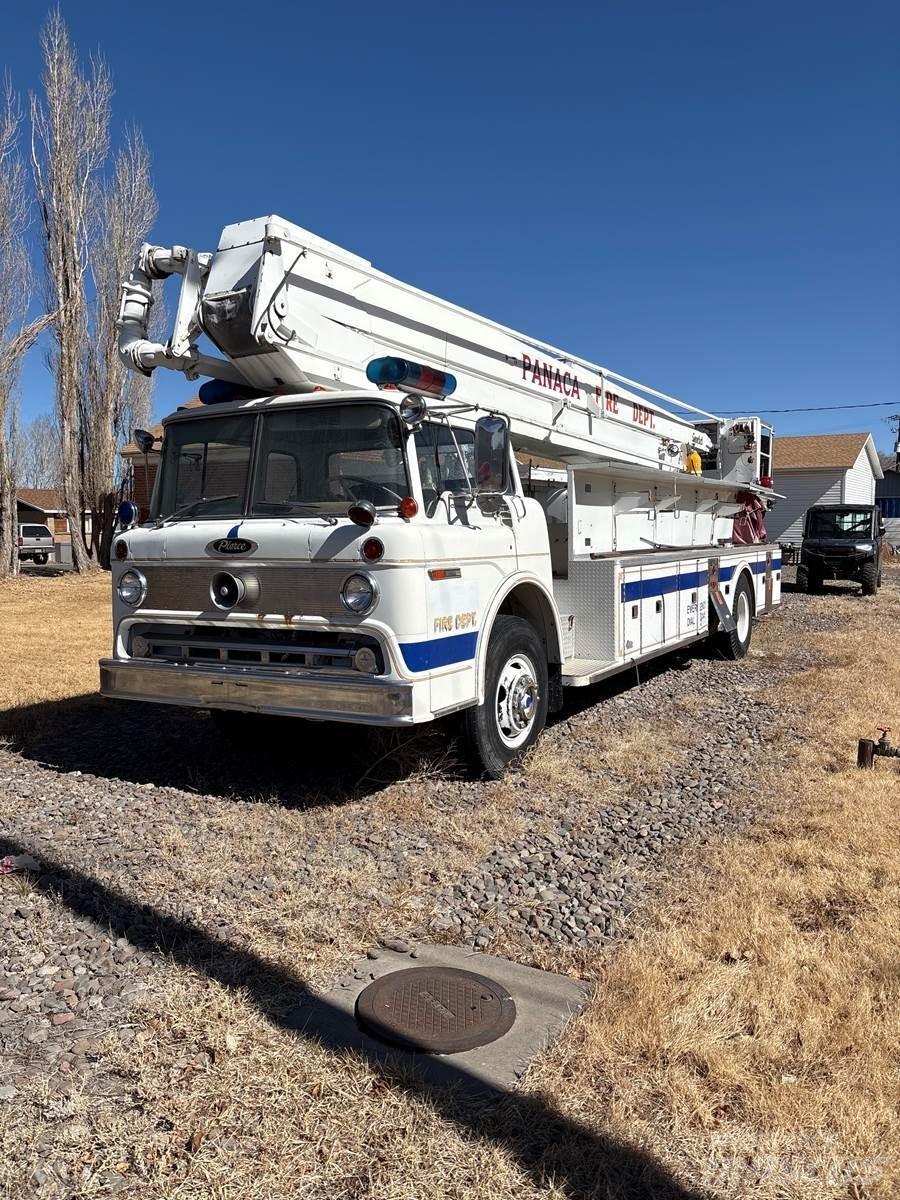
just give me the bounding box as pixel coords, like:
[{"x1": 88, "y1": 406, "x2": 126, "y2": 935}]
[{"x1": 766, "y1": 433, "x2": 883, "y2": 546}]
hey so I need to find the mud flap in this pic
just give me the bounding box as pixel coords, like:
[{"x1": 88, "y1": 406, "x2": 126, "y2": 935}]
[{"x1": 708, "y1": 558, "x2": 736, "y2": 633}]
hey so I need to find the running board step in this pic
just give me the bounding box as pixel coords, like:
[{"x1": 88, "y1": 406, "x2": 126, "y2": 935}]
[
  {"x1": 561, "y1": 658, "x2": 617, "y2": 686},
  {"x1": 562, "y1": 632, "x2": 710, "y2": 688}
]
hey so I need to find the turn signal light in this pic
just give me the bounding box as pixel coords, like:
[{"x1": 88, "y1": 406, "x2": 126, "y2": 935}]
[
  {"x1": 398, "y1": 496, "x2": 418, "y2": 519},
  {"x1": 114, "y1": 540, "x2": 128, "y2": 560},
  {"x1": 362, "y1": 537, "x2": 384, "y2": 562}
]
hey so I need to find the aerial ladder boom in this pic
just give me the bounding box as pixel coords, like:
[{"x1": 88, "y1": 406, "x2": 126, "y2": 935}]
[{"x1": 118, "y1": 215, "x2": 771, "y2": 489}]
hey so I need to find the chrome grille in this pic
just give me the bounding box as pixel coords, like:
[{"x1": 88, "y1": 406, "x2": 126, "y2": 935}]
[
  {"x1": 136, "y1": 563, "x2": 351, "y2": 618},
  {"x1": 130, "y1": 623, "x2": 384, "y2": 674}
]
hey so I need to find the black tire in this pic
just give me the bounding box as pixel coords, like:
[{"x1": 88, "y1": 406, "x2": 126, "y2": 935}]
[
  {"x1": 861, "y1": 562, "x2": 878, "y2": 596},
  {"x1": 796, "y1": 565, "x2": 810, "y2": 593},
  {"x1": 35, "y1": 553, "x2": 48, "y2": 565},
  {"x1": 715, "y1": 574, "x2": 754, "y2": 660},
  {"x1": 462, "y1": 616, "x2": 548, "y2": 779}
]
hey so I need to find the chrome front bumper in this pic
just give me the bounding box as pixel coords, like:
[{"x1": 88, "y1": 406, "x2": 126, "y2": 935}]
[{"x1": 99, "y1": 659, "x2": 415, "y2": 724}]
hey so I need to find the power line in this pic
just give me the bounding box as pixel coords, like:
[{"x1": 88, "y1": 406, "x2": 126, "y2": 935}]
[{"x1": 720, "y1": 400, "x2": 899, "y2": 415}]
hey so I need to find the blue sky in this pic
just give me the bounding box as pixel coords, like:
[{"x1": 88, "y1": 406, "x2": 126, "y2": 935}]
[{"x1": 6, "y1": 0, "x2": 899, "y2": 449}]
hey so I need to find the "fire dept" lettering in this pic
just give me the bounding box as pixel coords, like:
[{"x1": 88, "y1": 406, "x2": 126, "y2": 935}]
[
  {"x1": 603, "y1": 390, "x2": 657, "y2": 429},
  {"x1": 521, "y1": 353, "x2": 580, "y2": 400}
]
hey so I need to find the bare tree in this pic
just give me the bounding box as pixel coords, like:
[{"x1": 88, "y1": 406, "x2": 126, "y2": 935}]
[
  {"x1": 31, "y1": 8, "x2": 111, "y2": 572},
  {"x1": 19, "y1": 411, "x2": 63, "y2": 489},
  {"x1": 7, "y1": 395, "x2": 23, "y2": 483},
  {"x1": 84, "y1": 129, "x2": 157, "y2": 566},
  {"x1": 0, "y1": 77, "x2": 54, "y2": 580}
]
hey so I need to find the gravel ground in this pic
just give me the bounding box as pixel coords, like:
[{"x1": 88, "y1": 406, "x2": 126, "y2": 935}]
[
  {"x1": 430, "y1": 580, "x2": 852, "y2": 949},
  {"x1": 0, "y1": 579, "x2": 861, "y2": 1189}
]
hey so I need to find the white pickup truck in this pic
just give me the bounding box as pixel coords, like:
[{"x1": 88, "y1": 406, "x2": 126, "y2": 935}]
[{"x1": 18, "y1": 523, "x2": 55, "y2": 565}]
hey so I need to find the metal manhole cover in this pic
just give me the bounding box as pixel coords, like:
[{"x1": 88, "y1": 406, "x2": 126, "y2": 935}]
[{"x1": 355, "y1": 966, "x2": 516, "y2": 1054}]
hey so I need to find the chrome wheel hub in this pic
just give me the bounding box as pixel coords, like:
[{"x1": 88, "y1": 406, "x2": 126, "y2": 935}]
[{"x1": 496, "y1": 653, "x2": 539, "y2": 749}]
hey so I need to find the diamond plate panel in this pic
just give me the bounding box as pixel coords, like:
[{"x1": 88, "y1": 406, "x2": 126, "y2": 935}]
[{"x1": 565, "y1": 559, "x2": 619, "y2": 661}]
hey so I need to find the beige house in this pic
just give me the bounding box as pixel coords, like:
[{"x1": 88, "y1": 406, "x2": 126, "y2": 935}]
[
  {"x1": 766, "y1": 433, "x2": 883, "y2": 546},
  {"x1": 16, "y1": 488, "x2": 78, "y2": 543}
]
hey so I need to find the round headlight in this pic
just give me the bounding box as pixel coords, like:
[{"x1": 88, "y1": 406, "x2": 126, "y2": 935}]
[
  {"x1": 117, "y1": 569, "x2": 146, "y2": 606},
  {"x1": 341, "y1": 573, "x2": 378, "y2": 615}
]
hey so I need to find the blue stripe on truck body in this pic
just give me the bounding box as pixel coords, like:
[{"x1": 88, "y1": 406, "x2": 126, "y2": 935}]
[
  {"x1": 621, "y1": 558, "x2": 780, "y2": 602},
  {"x1": 399, "y1": 631, "x2": 478, "y2": 672},
  {"x1": 398, "y1": 557, "x2": 782, "y2": 673}
]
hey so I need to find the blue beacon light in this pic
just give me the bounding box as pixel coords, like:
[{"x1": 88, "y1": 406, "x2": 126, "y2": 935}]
[{"x1": 366, "y1": 357, "x2": 457, "y2": 397}]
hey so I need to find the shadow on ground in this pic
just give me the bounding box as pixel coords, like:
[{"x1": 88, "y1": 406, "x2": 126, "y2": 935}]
[
  {"x1": 0, "y1": 641, "x2": 713, "y2": 805},
  {"x1": 0, "y1": 833, "x2": 707, "y2": 1200}
]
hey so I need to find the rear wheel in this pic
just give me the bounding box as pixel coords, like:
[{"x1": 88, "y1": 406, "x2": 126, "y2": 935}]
[
  {"x1": 861, "y1": 562, "x2": 878, "y2": 596},
  {"x1": 462, "y1": 616, "x2": 548, "y2": 778},
  {"x1": 715, "y1": 574, "x2": 754, "y2": 659}
]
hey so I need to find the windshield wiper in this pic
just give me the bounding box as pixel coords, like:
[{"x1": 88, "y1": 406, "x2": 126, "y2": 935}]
[
  {"x1": 157, "y1": 494, "x2": 239, "y2": 526},
  {"x1": 252, "y1": 500, "x2": 338, "y2": 524}
]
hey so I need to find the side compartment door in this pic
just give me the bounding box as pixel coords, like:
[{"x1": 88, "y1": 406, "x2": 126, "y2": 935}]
[
  {"x1": 679, "y1": 558, "x2": 704, "y2": 636},
  {"x1": 637, "y1": 565, "x2": 667, "y2": 652}
]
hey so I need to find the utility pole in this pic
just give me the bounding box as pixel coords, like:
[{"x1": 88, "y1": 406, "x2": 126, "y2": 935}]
[{"x1": 890, "y1": 413, "x2": 900, "y2": 473}]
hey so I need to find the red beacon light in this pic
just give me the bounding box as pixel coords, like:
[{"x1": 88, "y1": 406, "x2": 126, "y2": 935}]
[
  {"x1": 760, "y1": 475, "x2": 773, "y2": 489},
  {"x1": 366, "y1": 357, "x2": 457, "y2": 398}
]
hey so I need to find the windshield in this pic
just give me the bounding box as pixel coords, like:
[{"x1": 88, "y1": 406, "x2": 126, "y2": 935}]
[
  {"x1": 807, "y1": 509, "x2": 873, "y2": 538},
  {"x1": 150, "y1": 404, "x2": 409, "y2": 520}
]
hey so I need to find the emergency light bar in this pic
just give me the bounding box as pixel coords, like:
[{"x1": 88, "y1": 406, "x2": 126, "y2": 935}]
[{"x1": 366, "y1": 356, "x2": 457, "y2": 397}]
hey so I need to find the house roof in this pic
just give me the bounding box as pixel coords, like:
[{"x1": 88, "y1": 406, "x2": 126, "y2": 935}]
[
  {"x1": 120, "y1": 397, "x2": 204, "y2": 456},
  {"x1": 775, "y1": 433, "x2": 883, "y2": 478},
  {"x1": 515, "y1": 451, "x2": 567, "y2": 472},
  {"x1": 16, "y1": 488, "x2": 65, "y2": 513}
]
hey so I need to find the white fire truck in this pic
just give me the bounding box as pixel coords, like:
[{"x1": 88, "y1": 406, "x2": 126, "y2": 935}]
[{"x1": 102, "y1": 216, "x2": 781, "y2": 776}]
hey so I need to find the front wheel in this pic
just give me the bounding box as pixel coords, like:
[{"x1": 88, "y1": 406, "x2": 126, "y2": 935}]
[
  {"x1": 861, "y1": 562, "x2": 878, "y2": 596},
  {"x1": 715, "y1": 574, "x2": 754, "y2": 660},
  {"x1": 462, "y1": 616, "x2": 548, "y2": 778}
]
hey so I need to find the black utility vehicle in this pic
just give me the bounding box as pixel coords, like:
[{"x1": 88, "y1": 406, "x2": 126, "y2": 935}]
[{"x1": 797, "y1": 504, "x2": 884, "y2": 595}]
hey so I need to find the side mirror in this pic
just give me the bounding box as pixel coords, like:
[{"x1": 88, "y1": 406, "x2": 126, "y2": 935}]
[
  {"x1": 134, "y1": 428, "x2": 156, "y2": 455},
  {"x1": 473, "y1": 415, "x2": 510, "y2": 495}
]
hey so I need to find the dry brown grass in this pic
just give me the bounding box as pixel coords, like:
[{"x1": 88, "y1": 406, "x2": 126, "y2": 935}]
[
  {"x1": 0, "y1": 571, "x2": 110, "y2": 711},
  {"x1": 1, "y1": 573, "x2": 898, "y2": 1197},
  {"x1": 523, "y1": 584, "x2": 900, "y2": 1198}
]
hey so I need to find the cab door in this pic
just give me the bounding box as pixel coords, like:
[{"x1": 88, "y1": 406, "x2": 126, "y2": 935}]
[{"x1": 412, "y1": 422, "x2": 518, "y2": 709}]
